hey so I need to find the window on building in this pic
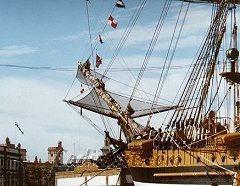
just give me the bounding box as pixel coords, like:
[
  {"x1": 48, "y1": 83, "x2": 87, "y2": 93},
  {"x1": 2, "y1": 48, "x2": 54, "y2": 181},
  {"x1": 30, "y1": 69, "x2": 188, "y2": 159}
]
[
  {"x1": 11, "y1": 160, "x2": 14, "y2": 169},
  {"x1": 0, "y1": 158, "x2": 2, "y2": 168},
  {"x1": 1, "y1": 159, "x2": 4, "y2": 169},
  {"x1": 16, "y1": 162, "x2": 18, "y2": 170},
  {"x1": 7, "y1": 160, "x2": 10, "y2": 169}
]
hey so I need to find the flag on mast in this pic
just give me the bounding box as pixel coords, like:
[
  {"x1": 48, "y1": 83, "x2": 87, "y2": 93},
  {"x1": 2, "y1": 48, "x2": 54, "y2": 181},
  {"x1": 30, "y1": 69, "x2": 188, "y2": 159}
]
[
  {"x1": 15, "y1": 122, "x2": 24, "y2": 135},
  {"x1": 96, "y1": 54, "x2": 102, "y2": 68},
  {"x1": 116, "y1": 0, "x2": 125, "y2": 8},
  {"x1": 108, "y1": 15, "x2": 118, "y2": 29},
  {"x1": 98, "y1": 34, "x2": 104, "y2": 44}
]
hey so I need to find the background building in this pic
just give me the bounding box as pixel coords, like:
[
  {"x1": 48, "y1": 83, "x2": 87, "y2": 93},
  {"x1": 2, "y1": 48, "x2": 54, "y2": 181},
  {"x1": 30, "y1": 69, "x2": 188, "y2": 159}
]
[
  {"x1": 16, "y1": 143, "x2": 27, "y2": 161},
  {"x1": 24, "y1": 159, "x2": 55, "y2": 186},
  {"x1": 48, "y1": 141, "x2": 63, "y2": 165},
  {"x1": 0, "y1": 137, "x2": 24, "y2": 186}
]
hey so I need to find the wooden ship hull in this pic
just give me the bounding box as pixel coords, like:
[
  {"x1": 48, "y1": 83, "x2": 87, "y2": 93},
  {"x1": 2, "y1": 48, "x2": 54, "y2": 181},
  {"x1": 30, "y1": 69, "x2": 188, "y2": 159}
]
[{"x1": 125, "y1": 133, "x2": 240, "y2": 185}]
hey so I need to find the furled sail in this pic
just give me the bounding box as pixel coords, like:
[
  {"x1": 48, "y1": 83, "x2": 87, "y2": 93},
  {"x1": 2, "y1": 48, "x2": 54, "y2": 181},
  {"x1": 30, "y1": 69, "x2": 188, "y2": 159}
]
[
  {"x1": 65, "y1": 89, "x2": 175, "y2": 119},
  {"x1": 76, "y1": 64, "x2": 109, "y2": 85}
]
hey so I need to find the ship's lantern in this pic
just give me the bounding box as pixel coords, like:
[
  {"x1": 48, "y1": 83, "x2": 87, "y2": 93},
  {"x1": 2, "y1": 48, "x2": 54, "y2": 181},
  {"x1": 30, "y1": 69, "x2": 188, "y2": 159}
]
[{"x1": 226, "y1": 48, "x2": 239, "y2": 60}]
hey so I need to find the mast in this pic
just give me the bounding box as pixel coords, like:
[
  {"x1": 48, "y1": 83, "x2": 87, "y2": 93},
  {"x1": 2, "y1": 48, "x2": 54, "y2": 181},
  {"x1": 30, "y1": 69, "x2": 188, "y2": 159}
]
[
  {"x1": 233, "y1": 5, "x2": 240, "y2": 131},
  {"x1": 78, "y1": 61, "x2": 142, "y2": 142},
  {"x1": 221, "y1": 3, "x2": 240, "y2": 132}
]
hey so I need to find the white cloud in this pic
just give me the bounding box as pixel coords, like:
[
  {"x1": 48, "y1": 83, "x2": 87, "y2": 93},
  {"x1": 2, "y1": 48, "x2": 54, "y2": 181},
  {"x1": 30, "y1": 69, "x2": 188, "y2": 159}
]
[
  {"x1": 0, "y1": 45, "x2": 38, "y2": 58},
  {"x1": 101, "y1": 3, "x2": 212, "y2": 52},
  {"x1": 0, "y1": 76, "x2": 104, "y2": 161},
  {"x1": 53, "y1": 32, "x2": 87, "y2": 42}
]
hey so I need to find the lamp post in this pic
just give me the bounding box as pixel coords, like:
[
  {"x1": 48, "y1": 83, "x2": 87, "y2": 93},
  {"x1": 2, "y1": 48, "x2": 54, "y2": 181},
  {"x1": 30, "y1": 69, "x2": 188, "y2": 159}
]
[{"x1": 14, "y1": 160, "x2": 25, "y2": 186}]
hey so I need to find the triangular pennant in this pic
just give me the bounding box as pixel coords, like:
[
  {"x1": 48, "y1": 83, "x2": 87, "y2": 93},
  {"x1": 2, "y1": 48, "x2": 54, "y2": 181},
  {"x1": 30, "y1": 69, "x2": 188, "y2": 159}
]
[
  {"x1": 98, "y1": 34, "x2": 104, "y2": 44},
  {"x1": 116, "y1": 0, "x2": 125, "y2": 8}
]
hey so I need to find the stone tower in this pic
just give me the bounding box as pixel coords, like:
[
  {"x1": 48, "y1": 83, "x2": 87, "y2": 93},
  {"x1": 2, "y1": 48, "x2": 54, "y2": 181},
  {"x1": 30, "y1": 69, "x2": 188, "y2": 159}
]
[{"x1": 47, "y1": 141, "x2": 63, "y2": 164}]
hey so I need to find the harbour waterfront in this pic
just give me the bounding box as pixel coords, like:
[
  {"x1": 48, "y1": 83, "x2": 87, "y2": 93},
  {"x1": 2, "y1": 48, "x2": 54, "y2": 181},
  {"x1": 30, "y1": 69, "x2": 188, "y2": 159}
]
[{"x1": 3, "y1": 0, "x2": 240, "y2": 185}]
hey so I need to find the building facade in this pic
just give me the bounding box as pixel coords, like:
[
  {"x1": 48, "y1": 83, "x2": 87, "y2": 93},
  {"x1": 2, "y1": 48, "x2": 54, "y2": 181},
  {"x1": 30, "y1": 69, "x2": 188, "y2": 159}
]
[
  {"x1": 16, "y1": 143, "x2": 26, "y2": 161},
  {"x1": 0, "y1": 137, "x2": 24, "y2": 186}
]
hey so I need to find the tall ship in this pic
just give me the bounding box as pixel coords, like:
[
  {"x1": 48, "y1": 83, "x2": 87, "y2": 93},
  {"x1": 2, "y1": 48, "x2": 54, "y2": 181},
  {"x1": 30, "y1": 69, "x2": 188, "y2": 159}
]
[{"x1": 65, "y1": 0, "x2": 240, "y2": 185}]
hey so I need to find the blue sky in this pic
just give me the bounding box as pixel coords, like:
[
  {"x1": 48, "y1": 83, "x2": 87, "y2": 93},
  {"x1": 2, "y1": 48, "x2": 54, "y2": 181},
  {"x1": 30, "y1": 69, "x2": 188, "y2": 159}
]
[
  {"x1": 0, "y1": 0, "x2": 214, "y2": 161},
  {"x1": 0, "y1": 1, "x2": 87, "y2": 75}
]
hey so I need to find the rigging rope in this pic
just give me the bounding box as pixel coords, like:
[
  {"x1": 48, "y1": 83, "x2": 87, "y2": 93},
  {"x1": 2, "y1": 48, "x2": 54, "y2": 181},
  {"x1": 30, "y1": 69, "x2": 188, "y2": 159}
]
[
  {"x1": 0, "y1": 63, "x2": 198, "y2": 71},
  {"x1": 85, "y1": 0, "x2": 94, "y2": 70},
  {"x1": 102, "y1": 0, "x2": 148, "y2": 78},
  {"x1": 78, "y1": 161, "x2": 116, "y2": 186},
  {"x1": 166, "y1": 0, "x2": 229, "y2": 135},
  {"x1": 147, "y1": 1, "x2": 189, "y2": 127},
  {"x1": 64, "y1": 77, "x2": 76, "y2": 100},
  {"x1": 68, "y1": 103, "x2": 105, "y2": 136},
  {"x1": 130, "y1": 0, "x2": 171, "y2": 101},
  {"x1": 85, "y1": 0, "x2": 116, "y2": 61}
]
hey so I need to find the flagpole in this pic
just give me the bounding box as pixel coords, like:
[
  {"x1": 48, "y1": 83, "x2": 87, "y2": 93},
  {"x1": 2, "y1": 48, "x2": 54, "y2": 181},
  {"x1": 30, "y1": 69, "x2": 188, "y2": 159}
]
[
  {"x1": 14, "y1": 122, "x2": 16, "y2": 144},
  {"x1": 85, "y1": 0, "x2": 95, "y2": 71}
]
